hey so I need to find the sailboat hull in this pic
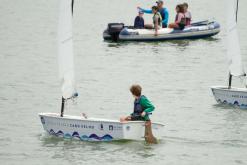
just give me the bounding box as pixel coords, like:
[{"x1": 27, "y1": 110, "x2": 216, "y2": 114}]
[
  {"x1": 39, "y1": 113, "x2": 164, "y2": 141},
  {"x1": 211, "y1": 86, "x2": 247, "y2": 108}
]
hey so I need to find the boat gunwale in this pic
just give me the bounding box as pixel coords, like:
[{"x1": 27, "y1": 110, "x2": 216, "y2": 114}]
[
  {"x1": 39, "y1": 113, "x2": 165, "y2": 126},
  {"x1": 211, "y1": 86, "x2": 247, "y2": 93}
]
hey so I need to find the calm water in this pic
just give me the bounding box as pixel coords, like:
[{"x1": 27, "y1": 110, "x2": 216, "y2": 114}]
[{"x1": 1, "y1": 0, "x2": 247, "y2": 164}]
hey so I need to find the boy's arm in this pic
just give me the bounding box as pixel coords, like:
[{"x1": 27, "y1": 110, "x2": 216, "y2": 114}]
[
  {"x1": 139, "y1": 7, "x2": 152, "y2": 14},
  {"x1": 154, "y1": 16, "x2": 158, "y2": 36},
  {"x1": 140, "y1": 97, "x2": 155, "y2": 113},
  {"x1": 162, "y1": 9, "x2": 169, "y2": 25}
]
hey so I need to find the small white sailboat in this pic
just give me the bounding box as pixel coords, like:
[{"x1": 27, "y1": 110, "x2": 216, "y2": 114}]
[
  {"x1": 211, "y1": 0, "x2": 247, "y2": 108},
  {"x1": 39, "y1": 0, "x2": 164, "y2": 141}
]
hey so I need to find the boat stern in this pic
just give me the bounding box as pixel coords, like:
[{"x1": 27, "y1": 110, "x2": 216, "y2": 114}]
[
  {"x1": 121, "y1": 122, "x2": 145, "y2": 140},
  {"x1": 121, "y1": 121, "x2": 164, "y2": 140}
]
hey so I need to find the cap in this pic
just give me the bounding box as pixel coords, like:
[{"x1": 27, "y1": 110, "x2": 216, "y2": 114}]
[
  {"x1": 156, "y1": 0, "x2": 163, "y2": 4},
  {"x1": 138, "y1": 11, "x2": 144, "y2": 14}
]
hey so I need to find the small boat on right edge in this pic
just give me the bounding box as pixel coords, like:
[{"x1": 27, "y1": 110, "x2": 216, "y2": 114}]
[
  {"x1": 211, "y1": 0, "x2": 247, "y2": 108},
  {"x1": 103, "y1": 20, "x2": 220, "y2": 41}
]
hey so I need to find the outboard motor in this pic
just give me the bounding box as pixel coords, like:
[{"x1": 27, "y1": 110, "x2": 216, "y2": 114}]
[{"x1": 107, "y1": 23, "x2": 124, "y2": 41}]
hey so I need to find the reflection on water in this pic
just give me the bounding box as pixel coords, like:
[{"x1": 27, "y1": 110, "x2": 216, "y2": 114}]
[
  {"x1": 104, "y1": 37, "x2": 220, "y2": 53},
  {"x1": 39, "y1": 133, "x2": 163, "y2": 164}
]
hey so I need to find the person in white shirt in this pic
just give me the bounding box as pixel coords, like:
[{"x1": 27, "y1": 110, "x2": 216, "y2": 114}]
[{"x1": 183, "y1": 2, "x2": 192, "y2": 26}]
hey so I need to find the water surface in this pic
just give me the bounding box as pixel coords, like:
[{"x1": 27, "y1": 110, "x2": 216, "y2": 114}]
[{"x1": 0, "y1": 0, "x2": 247, "y2": 164}]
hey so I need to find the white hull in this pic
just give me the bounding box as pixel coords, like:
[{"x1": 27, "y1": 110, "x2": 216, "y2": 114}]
[
  {"x1": 119, "y1": 27, "x2": 220, "y2": 41},
  {"x1": 211, "y1": 86, "x2": 247, "y2": 108},
  {"x1": 103, "y1": 21, "x2": 220, "y2": 41},
  {"x1": 39, "y1": 113, "x2": 164, "y2": 141}
]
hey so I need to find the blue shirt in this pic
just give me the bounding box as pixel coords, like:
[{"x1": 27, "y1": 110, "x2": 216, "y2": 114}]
[{"x1": 140, "y1": 7, "x2": 169, "y2": 26}]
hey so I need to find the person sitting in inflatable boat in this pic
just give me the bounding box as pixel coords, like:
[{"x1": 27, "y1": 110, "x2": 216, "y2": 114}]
[
  {"x1": 120, "y1": 84, "x2": 155, "y2": 122},
  {"x1": 183, "y1": 2, "x2": 192, "y2": 26},
  {"x1": 144, "y1": 6, "x2": 162, "y2": 36},
  {"x1": 168, "y1": 4, "x2": 186, "y2": 30},
  {"x1": 134, "y1": 11, "x2": 145, "y2": 29},
  {"x1": 138, "y1": 0, "x2": 169, "y2": 28}
]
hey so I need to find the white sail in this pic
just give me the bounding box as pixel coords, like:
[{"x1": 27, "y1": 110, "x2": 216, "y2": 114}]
[
  {"x1": 227, "y1": 0, "x2": 245, "y2": 77},
  {"x1": 58, "y1": 0, "x2": 76, "y2": 99}
]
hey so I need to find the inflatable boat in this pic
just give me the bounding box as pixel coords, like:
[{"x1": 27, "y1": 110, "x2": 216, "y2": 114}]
[{"x1": 103, "y1": 20, "x2": 220, "y2": 41}]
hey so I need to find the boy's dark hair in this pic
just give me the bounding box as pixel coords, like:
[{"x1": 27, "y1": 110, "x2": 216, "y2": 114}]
[
  {"x1": 152, "y1": 6, "x2": 158, "y2": 11},
  {"x1": 130, "y1": 84, "x2": 142, "y2": 97},
  {"x1": 183, "y1": 2, "x2": 188, "y2": 8}
]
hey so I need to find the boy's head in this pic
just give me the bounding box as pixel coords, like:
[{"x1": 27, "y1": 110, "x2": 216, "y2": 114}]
[
  {"x1": 152, "y1": 6, "x2": 159, "y2": 13},
  {"x1": 130, "y1": 84, "x2": 142, "y2": 98},
  {"x1": 138, "y1": 11, "x2": 144, "y2": 17}
]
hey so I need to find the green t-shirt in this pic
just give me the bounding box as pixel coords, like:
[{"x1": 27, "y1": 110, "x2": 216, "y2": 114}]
[{"x1": 139, "y1": 96, "x2": 155, "y2": 120}]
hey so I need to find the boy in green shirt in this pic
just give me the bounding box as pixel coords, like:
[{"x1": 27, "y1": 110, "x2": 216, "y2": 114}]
[
  {"x1": 120, "y1": 84, "x2": 157, "y2": 143},
  {"x1": 120, "y1": 84, "x2": 155, "y2": 122}
]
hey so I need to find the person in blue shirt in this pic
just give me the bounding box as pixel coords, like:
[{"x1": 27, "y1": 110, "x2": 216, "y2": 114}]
[
  {"x1": 134, "y1": 11, "x2": 145, "y2": 29},
  {"x1": 138, "y1": 0, "x2": 169, "y2": 28}
]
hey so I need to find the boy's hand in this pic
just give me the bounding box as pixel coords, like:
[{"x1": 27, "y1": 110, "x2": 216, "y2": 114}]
[
  {"x1": 141, "y1": 111, "x2": 146, "y2": 117},
  {"x1": 154, "y1": 30, "x2": 158, "y2": 36}
]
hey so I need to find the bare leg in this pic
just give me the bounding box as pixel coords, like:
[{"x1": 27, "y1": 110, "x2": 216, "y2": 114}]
[
  {"x1": 168, "y1": 23, "x2": 179, "y2": 29},
  {"x1": 144, "y1": 24, "x2": 154, "y2": 29},
  {"x1": 120, "y1": 116, "x2": 131, "y2": 123},
  {"x1": 144, "y1": 120, "x2": 158, "y2": 144}
]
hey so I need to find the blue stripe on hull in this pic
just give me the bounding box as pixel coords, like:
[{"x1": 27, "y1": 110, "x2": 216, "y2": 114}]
[
  {"x1": 215, "y1": 99, "x2": 247, "y2": 109},
  {"x1": 48, "y1": 129, "x2": 114, "y2": 141}
]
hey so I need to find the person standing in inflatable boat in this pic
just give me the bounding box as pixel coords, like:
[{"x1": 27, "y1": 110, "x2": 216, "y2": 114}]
[
  {"x1": 138, "y1": 0, "x2": 169, "y2": 28},
  {"x1": 120, "y1": 84, "x2": 155, "y2": 122}
]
